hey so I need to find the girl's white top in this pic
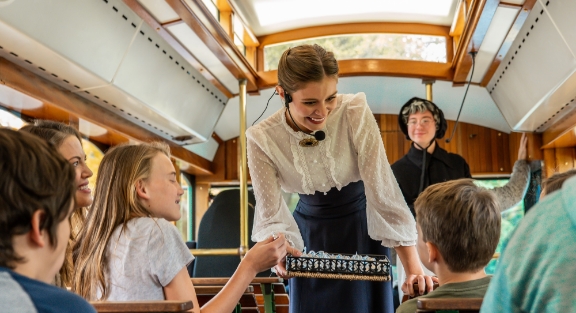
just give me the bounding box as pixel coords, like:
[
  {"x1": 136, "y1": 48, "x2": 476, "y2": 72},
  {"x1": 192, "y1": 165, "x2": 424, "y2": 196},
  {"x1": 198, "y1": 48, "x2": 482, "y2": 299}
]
[{"x1": 246, "y1": 92, "x2": 417, "y2": 251}]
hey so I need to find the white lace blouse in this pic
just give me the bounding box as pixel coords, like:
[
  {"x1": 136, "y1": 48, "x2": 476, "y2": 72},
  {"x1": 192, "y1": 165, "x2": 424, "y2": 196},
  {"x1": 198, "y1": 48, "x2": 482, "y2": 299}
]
[{"x1": 246, "y1": 92, "x2": 417, "y2": 251}]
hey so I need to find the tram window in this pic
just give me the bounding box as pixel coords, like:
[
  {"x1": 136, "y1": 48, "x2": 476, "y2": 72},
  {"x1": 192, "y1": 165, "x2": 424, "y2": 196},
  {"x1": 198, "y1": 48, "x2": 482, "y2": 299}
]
[
  {"x1": 81, "y1": 139, "x2": 103, "y2": 194},
  {"x1": 264, "y1": 33, "x2": 447, "y2": 71},
  {"x1": 475, "y1": 179, "x2": 525, "y2": 274},
  {"x1": 233, "y1": 14, "x2": 246, "y2": 56},
  {"x1": 0, "y1": 107, "x2": 26, "y2": 129},
  {"x1": 201, "y1": 0, "x2": 219, "y2": 21},
  {"x1": 176, "y1": 174, "x2": 193, "y2": 241}
]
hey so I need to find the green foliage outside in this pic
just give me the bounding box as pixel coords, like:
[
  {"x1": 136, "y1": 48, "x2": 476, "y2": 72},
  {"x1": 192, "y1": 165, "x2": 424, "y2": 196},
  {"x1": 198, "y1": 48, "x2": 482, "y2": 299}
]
[
  {"x1": 474, "y1": 179, "x2": 525, "y2": 274},
  {"x1": 264, "y1": 34, "x2": 447, "y2": 71}
]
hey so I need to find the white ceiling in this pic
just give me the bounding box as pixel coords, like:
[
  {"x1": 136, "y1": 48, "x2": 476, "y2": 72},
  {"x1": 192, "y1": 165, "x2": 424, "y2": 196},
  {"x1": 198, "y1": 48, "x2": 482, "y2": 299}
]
[
  {"x1": 232, "y1": 0, "x2": 460, "y2": 36},
  {"x1": 215, "y1": 76, "x2": 510, "y2": 141}
]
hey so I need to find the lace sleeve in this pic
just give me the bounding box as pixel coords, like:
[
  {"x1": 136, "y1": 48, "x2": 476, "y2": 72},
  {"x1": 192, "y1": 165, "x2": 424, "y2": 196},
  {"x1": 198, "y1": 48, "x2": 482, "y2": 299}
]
[
  {"x1": 492, "y1": 160, "x2": 530, "y2": 212},
  {"x1": 247, "y1": 129, "x2": 304, "y2": 250},
  {"x1": 346, "y1": 93, "x2": 417, "y2": 247}
]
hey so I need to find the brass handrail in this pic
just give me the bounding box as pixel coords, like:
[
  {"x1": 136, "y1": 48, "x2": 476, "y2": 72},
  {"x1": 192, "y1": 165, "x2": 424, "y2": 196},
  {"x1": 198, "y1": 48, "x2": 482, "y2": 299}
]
[{"x1": 189, "y1": 248, "x2": 241, "y2": 256}]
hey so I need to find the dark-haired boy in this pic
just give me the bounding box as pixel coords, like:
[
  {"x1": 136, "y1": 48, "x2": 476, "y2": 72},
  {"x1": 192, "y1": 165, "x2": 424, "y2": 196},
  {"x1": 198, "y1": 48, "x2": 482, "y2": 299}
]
[
  {"x1": 397, "y1": 178, "x2": 500, "y2": 313},
  {"x1": 0, "y1": 128, "x2": 95, "y2": 313}
]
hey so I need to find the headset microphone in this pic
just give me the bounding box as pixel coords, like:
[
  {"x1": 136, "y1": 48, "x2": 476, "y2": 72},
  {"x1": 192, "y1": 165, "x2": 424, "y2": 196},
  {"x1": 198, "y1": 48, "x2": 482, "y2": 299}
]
[
  {"x1": 314, "y1": 130, "x2": 325, "y2": 141},
  {"x1": 284, "y1": 92, "x2": 293, "y2": 108}
]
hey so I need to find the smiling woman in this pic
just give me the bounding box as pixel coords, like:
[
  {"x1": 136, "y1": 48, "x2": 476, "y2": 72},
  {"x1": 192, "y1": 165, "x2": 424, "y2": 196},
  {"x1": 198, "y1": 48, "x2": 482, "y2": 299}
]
[
  {"x1": 246, "y1": 44, "x2": 433, "y2": 313},
  {"x1": 19, "y1": 120, "x2": 94, "y2": 288}
]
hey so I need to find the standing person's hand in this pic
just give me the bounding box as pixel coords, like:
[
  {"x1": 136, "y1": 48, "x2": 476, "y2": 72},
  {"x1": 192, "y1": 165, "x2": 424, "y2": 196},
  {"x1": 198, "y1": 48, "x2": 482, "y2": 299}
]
[
  {"x1": 243, "y1": 234, "x2": 287, "y2": 274},
  {"x1": 517, "y1": 133, "x2": 528, "y2": 160},
  {"x1": 271, "y1": 234, "x2": 302, "y2": 279},
  {"x1": 402, "y1": 274, "x2": 439, "y2": 297}
]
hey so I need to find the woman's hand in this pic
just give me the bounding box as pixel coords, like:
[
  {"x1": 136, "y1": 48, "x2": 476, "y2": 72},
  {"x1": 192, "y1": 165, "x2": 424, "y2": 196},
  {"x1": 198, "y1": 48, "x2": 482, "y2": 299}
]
[
  {"x1": 272, "y1": 235, "x2": 302, "y2": 279},
  {"x1": 243, "y1": 233, "x2": 288, "y2": 274},
  {"x1": 401, "y1": 274, "x2": 439, "y2": 297},
  {"x1": 517, "y1": 133, "x2": 528, "y2": 160}
]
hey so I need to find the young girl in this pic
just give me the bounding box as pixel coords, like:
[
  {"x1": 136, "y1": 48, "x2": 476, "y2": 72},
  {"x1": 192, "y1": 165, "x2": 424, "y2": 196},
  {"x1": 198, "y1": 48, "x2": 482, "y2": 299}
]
[
  {"x1": 73, "y1": 142, "x2": 290, "y2": 313},
  {"x1": 20, "y1": 120, "x2": 94, "y2": 287}
]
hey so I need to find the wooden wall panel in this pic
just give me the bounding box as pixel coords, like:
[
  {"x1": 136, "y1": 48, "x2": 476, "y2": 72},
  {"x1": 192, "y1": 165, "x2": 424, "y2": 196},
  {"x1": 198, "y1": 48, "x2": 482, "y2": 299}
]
[
  {"x1": 196, "y1": 141, "x2": 226, "y2": 183},
  {"x1": 197, "y1": 136, "x2": 252, "y2": 183},
  {"x1": 225, "y1": 138, "x2": 239, "y2": 181},
  {"x1": 543, "y1": 149, "x2": 557, "y2": 178},
  {"x1": 194, "y1": 183, "x2": 210, "y2": 239},
  {"x1": 540, "y1": 147, "x2": 575, "y2": 178},
  {"x1": 556, "y1": 148, "x2": 576, "y2": 173}
]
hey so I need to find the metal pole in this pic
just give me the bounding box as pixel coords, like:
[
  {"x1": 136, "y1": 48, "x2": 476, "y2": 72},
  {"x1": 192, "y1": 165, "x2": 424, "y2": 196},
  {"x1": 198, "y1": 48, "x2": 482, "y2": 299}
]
[
  {"x1": 423, "y1": 79, "x2": 435, "y2": 101},
  {"x1": 189, "y1": 248, "x2": 242, "y2": 256},
  {"x1": 238, "y1": 79, "x2": 249, "y2": 257}
]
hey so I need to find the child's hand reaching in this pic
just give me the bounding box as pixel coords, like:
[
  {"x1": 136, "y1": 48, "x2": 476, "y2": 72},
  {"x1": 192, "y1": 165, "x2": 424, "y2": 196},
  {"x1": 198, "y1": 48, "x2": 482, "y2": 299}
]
[{"x1": 243, "y1": 233, "x2": 299, "y2": 275}]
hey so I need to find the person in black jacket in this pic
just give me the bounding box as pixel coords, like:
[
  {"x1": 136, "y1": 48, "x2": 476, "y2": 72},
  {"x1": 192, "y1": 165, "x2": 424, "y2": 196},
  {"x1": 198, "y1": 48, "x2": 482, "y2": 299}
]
[
  {"x1": 391, "y1": 97, "x2": 530, "y2": 216},
  {"x1": 391, "y1": 97, "x2": 470, "y2": 216}
]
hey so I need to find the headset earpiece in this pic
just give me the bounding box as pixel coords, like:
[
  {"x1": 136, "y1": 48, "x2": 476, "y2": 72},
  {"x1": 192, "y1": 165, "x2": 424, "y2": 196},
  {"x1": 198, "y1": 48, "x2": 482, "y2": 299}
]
[{"x1": 284, "y1": 92, "x2": 293, "y2": 108}]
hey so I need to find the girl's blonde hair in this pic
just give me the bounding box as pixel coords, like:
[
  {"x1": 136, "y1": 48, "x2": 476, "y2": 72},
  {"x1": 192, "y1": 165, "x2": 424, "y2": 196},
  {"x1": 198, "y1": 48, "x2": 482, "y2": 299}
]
[
  {"x1": 20, "y1": 120, "x2": 86, "y2": 287},
  {"x1": 72, "y1": 142, "x2": 170, "y2": 300}
]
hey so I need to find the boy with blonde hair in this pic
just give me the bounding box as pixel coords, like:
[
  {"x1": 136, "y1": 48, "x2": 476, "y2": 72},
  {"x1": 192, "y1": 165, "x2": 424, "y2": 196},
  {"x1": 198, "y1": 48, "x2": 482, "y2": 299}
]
[{"x1": 397, "y1": 179, "x2": 500, "y2": 313}]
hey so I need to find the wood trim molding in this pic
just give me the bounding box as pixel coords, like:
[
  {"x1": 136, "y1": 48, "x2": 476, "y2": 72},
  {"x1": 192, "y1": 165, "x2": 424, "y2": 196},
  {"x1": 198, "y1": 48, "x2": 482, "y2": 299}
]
[
  {"x1": 480, "y1": 0, "x2": 537, "y2": 86},
  {"x1": 166, "y1": 0, "x2": 259, "y2": 92},
  {"x1": 0, "y1": 57, "x2": 214, "y2": 175},
  {"x1": 453, "y1": 0, "x2": 496, "y2": 83},
  {"x1": 123, "y1": 0, "x2": 233, "y2": 98},
  {"x1": 543, "y1": 111, "x2": 576, "y2": 148},
  {"x1": 257, "y1": 23, "x2": 451, "y2": 47},
  {"x1": 257, "y1": 59, "x2": 454, "y2": 89}
]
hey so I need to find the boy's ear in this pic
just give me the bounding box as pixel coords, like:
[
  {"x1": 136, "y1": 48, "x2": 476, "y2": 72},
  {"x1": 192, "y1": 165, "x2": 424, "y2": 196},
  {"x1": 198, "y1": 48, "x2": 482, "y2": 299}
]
[
  {"x1": 425, "y1": 242, "x2": 439, "y2": 263},
  {"x1": 29, "y1": 210, "x2": 47, "y2": 248},
  {"x1": 135, "y1": 179, "x2": 151, "y2": 200}
]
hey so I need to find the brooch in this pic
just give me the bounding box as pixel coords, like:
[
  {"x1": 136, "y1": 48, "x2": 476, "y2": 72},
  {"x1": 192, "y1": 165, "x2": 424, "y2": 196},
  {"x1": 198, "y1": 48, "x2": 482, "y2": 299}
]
[{"x1": 299, "y1": 138, "x2": 319, "y2": 147}]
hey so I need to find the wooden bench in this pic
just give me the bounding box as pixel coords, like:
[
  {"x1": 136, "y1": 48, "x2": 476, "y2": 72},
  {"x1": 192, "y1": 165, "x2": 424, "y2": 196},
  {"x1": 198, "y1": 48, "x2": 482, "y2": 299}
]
[
  {"x1": 252, "y1": 283, "x2": 288, "y2": 313},
  {"x1": 191, "y1": 277, "x2": 285, "y2": 313},
  {"x1": 196, "y1": 293, "x2": 258, "y2": 313},
  {"x1": 192, "y1": 280, "x2": 260, "y2": 313},
  {"x1": 90, "y1": 300, "x2": 193, "y2": 313},
  {"x1": 416, "y1": 298, "x2": 483, "y2": 313},
  {"x1": 194, "y1": 285, "x2": 254, "y2": 294}
]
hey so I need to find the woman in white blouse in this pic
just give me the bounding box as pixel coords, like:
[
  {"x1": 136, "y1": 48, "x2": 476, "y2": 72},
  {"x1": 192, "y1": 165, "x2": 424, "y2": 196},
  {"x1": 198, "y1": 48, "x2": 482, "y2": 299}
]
[{"x1": 246, "y1": 44, "x2": 434, "y2": 313}]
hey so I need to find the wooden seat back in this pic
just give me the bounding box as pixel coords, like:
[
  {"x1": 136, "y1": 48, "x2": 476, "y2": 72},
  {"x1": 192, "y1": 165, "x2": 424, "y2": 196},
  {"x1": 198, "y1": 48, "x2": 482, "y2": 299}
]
[
  {"x1": 90, "y1": 300, "x2": 193, "y2": 313},
  {"x1": 416, "y1": 298, "x2": 483, "y2": 313},
  {"x1": 196, "y1": 293, "x2": 258, "y2": 312},
  {"x1": 191, "y1": 277, "x2": 285, "y2": 313}
]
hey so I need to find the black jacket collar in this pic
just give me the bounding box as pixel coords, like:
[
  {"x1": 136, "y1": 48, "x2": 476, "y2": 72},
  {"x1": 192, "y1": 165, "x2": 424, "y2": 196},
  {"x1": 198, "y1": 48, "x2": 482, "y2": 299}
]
[{"x1": 406, "y1": 141, "x2": 454, "y2": 169}]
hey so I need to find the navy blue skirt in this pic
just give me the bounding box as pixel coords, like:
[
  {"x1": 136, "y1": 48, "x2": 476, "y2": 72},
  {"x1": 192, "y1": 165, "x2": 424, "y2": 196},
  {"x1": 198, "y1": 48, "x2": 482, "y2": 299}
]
[{"x1": 290, "y1": 181, "x2": 393, "y2": 313}]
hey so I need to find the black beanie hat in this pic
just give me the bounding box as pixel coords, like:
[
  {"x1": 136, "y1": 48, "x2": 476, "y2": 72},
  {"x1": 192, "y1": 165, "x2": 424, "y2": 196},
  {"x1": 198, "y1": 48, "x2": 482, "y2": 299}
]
[{"x1": 398, "y1": 97, "x2": 448, "y2": 140}]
